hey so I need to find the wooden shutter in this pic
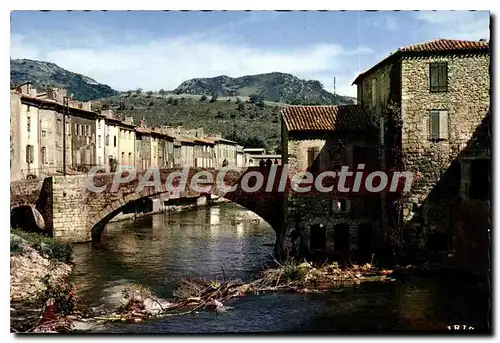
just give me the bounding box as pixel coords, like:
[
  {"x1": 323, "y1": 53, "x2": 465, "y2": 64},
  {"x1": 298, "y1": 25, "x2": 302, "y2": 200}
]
[
  {"x1": 430, "y1": 110, "x2": 440, "y2": 140},
  {"x1": 438, "y1": 110, "x2": 448, "y2": 140}
]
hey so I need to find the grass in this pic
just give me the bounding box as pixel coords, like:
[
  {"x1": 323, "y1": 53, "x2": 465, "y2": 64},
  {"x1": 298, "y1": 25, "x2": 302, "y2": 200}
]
[{"x1": 11, "y1": 229, "x2": 73, "y2": 264}]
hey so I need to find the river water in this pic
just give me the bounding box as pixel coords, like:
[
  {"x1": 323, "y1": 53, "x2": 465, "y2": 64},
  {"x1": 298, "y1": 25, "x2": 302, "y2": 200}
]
[{"x1": 71, "y1": 203, "x2": 491, "y2": 333}]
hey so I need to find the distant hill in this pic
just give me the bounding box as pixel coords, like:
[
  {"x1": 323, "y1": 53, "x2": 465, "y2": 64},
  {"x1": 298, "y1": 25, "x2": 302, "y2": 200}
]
[
  {"x1": 173, "y1": 72, "x2": 355, "y2": 105},
  {"x1": 10, "y1": 59, "x2": 118, "y2": 101}
]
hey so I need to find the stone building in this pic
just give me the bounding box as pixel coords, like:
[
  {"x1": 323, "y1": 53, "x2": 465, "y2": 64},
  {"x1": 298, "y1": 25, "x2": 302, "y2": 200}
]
[
  {"x1": 118, "y1": 116, "x2": 136, "y2": 168},
  {"x1": 135, "y1": 127, "x2": 151, "y2": 172},
  {"x1": 193, "y1": 138, "x2": 215, "y2": 168},
  {"x1": 281, "y1": 105, "x2": 379, "y2": 260},
  {"x1": 352, "y1": 38, "x2": 490, "y2": 251},
  {"x1": 70, "y1": 108, "x2": 97, "y2": 170},
  {"x1": 10, "y1": 91, "x2": 40, "y2": 180},
  {"x1": 95, "y1": 114, "x2": 106, "y2": 167},
  {"x1": 102, "y1": 109, "x2": 120, "y2": 172}
]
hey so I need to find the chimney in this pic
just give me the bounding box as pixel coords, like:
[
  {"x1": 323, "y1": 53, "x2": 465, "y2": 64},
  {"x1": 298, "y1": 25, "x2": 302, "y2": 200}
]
[{"x1": 124, "y1": 115, "x2": 134, "y2": 125}]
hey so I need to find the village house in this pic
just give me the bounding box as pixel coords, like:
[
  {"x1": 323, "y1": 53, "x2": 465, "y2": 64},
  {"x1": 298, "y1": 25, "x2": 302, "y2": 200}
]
[
  {"x1": 135, "y1": 126, "x2": 151, "y2": 172},
  {"x1": 352, "y1": 38, "x2": 490, "y2": 259},
  {"x1": 10, "y1": 90, "x2": 40, "y2": 180},
  {"x1": 101, "y1": 109, "x2": 121, "y2": 172},
  {"x1": 207, "y1": 134, "x2": 238, "y2": 167},
  {"x1": 70, "y1": 104, "x2": 97, "y2": 171},
  {"x1": 95, "y1": 113, "x2": 106, "y2": 167},
  {"x1": 193, "y1": 137, "x2": 215, "y2": 168},
  {"x1": 281, "y1": 105, "x2": 379, "y2": 260},
  {"x1": 118, "y1": 116, "x2": 136, "y2": 168}
]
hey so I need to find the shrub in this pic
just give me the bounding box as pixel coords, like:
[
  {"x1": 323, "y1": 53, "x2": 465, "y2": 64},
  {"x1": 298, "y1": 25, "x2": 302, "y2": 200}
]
[
  {"x1": 200, "y1": 95, "x2": 208, "y2": 101},
  {"x1": 38, "y1": 275, "x2": 77, "y2": 316},
  {"x1": 11, "y1": 240, "x2": 24, "y2": 255},
  {"x1": 11, "y1": 229, "x2": 73, "y2": 263},
  {"x1": 209, "y1": 95, "x2": 218, "y2": 103}
]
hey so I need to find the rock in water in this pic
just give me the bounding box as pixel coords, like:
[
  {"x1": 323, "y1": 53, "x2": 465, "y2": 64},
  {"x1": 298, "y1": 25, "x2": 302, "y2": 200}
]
[{"x1": 11, "y1": 205, "x2": 45, "y2": 232}]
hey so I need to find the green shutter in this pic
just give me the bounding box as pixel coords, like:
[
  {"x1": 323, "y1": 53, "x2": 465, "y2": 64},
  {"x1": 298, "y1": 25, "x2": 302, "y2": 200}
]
[{"x1": 430, "y1": 111, "x2": 440, "y2": 140}]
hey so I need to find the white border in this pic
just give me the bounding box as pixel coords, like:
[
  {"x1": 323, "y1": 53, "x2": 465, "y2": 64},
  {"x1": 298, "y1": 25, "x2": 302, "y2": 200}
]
[{"x1": 3, "y1": 2, "x2": 497, "y2": 342}]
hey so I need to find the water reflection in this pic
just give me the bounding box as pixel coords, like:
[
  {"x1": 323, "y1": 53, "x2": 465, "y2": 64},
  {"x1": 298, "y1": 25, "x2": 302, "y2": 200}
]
[
  {"x1": 70, "y1": 203, "x2": 490, "y2": 333},
  {"x1": 71, "y1": 203, "x2": 275, "y2": 305}
]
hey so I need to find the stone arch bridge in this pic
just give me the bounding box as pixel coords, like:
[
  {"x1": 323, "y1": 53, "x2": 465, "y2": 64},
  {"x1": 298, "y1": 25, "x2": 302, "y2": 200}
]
[{"x1": 11, "y1": 167, "x2": 288, "y2": 252}]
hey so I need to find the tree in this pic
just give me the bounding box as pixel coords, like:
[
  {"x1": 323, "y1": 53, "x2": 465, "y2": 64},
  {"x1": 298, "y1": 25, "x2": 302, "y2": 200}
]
[
  {"x1": 210, "y1": 95, "x2": 218, "y2": 103},
  {"x1": 173, "y1": 99, "x2": 179, "y2": 106},
  {"x1": 237, "y1": 103, "x2": 245, "y2": 111},
  {"x1": 159, "y1": 89, "x2": 167, "y2": 96},
  {"x1": 146, "y1": 91, "x2": 153, "y2": 98},
  {"x1": 200, "y1": 95, "x2": 208, "y2": 101},
  {"x1": 249, "y1": 93, "x2": 264, "y2": 104},
  {"x1": 166, "y1": 97, "x2": 173, "y2": 104},
  {"x1": 135, "y1": 88, "x2": 143, "y2": 96}
]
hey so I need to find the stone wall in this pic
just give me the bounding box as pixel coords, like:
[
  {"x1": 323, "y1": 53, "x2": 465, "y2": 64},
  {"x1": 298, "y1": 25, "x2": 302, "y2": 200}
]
[
  {"x1": 10, "y1": 179, "x2": 44, "y2": 208},
  {"x1": 400, "y1": 53, "x2": 490, "y2": 242},
  {"x1": 284, "y1": 131, "x2": 380, "y2": 257},
  {"x1": 43, "y1": 167, "x2": 284, "y2": 243}
]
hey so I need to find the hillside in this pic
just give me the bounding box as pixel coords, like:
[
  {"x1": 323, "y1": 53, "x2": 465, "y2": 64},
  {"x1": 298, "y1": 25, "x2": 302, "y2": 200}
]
[
  {"x1": 10, "y1": 59, "x2": 118, "y2": 101},
  {"x1": 173, "y1": 72, "x2": 355, "y2": 105},
  {"x1": 94, "y1": 93, "x2": 282, "y2": 151}
]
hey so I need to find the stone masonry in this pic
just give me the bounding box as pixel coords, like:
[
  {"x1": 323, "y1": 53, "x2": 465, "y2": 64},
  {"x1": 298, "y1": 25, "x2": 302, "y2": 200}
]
[{"x1": 12, "y1": 167, "x2": 286, "y2": 248}]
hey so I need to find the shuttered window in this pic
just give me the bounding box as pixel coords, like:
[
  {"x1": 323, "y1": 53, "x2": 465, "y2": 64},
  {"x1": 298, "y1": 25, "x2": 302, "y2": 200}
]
[
  {"x1": 429, "y1": 62, "x2": 448, "y2": 92},
  {"x1": 429, "y1": 110, "x2": 448, "y2": 141},
  {"x1": 26, "y1": 145, "x2": 34, "y2": 163},
  {"x1": 307, "y1": 147, "x2": 320, "y2": 171}
]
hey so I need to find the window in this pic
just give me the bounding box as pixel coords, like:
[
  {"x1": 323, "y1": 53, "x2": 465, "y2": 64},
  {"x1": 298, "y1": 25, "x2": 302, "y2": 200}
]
[
  {"x1": 469, "y1": 159, "x2": 490, "y2": 201},
  {"x1": 98, "y1": 135, "x2": 101, "y2": 148},
  {"x1": 307, "y1": 147, "x2": 320, "y2": 172},
  {"x1": 41, "y1": 147, "x2": 46, "y2": 164},
  {"x1": 429, "y1": 110, "x2": 448, "y2": 141},
  {"x1": 106, "y1": 134, "x2": 109, "y2": 146},
  {"x1": 41, "y1": 130, "x2": 46, "y2": 138},
  {"x1": 430, "y1": 62, "x2": 448, "y2": 92},
  {"x1": 26, "y1": 105, "x2": 30, "y2": 112},
  {"x1": 114, "y1": 135, "x2": 117, "y2": 147},
  {"x1": 76, "y1": 124, "x2": 80, "y2": 136},
  {"x1": 332, "y1": 199, "x2": 351, "y2": 212},
  {"x1": 27, "y1": 117, "x2": 31, "y2": 132},
  {"x1": 26, "y1": 145, "x2": 34, "y2": 163},
  {"x1": 65, "y1": 122, "x2": 69, "y2": 136},
  {"x1": 98, "y1": 156, "x2": 102, "y2": 166},
  {"x1": 98, "y1": 120, "x2": 101, "y2": 129},
  {"x1": 371, "y1": 78, "x2": 377, "y2": 107},
  {"x1": 86, "y1": 125, "x2": 90, "y2": 137}
]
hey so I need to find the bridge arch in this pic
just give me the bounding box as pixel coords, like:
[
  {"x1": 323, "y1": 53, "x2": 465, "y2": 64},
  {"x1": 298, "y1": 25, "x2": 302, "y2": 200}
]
[{"x1": 87, "y1": 167, "x2": 285, "y2": 244}]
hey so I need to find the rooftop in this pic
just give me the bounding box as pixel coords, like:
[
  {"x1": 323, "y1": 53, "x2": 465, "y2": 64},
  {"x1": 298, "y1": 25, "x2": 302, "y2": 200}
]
[
  {"x1": 282, "y1": 105, "x2": 375, "y2": 132},
  {"x1": 353, "y1": 38, "x2": 490, "y2": 85}
]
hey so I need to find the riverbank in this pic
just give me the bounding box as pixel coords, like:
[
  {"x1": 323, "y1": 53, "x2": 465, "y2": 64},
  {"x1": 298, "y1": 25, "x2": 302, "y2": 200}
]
[{"x1": 10, "y1": 231, "x2": 76, "y2": 333}]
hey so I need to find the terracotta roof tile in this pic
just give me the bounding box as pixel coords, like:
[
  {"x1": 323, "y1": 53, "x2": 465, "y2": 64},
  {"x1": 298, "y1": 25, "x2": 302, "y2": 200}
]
[
  {"x1": 398, "y1": 38, "x2": 489, "y2": 53},
  {"x1": 282, "y1": 105, "x2": 375, "y2": 132},
  {"x1": 353, "y1": 38, "x2": 489, "y2": 85}
]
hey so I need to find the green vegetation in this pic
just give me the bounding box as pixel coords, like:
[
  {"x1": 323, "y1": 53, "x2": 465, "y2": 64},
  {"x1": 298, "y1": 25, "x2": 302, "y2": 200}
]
[
  {"x1": 10, "y1": 59, "x2": 118, "y2": 101},
  {"x1": 173, "y1": 72, "x2": 356, "y2": 105},
  {"x1": 11, "y1": 229, "x2": 73, "y2": 263}
]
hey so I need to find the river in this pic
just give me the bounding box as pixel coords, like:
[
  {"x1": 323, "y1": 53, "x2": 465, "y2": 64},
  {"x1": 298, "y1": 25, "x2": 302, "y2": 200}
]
[{"x1": 70, "y1": 203, "x2": 491, "y2": 333}]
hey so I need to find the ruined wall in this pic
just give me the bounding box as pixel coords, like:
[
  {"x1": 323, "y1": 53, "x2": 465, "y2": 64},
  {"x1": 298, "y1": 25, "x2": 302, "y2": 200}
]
[{"x1": 400, "y1": 53, "x2": 490, "y2": 244}]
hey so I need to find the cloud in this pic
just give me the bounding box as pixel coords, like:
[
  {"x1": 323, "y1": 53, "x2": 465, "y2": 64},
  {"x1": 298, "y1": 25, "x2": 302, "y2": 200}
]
[
  {"x1": 11, "y1": 31, "x2": 372, "y2": 97},
  {"x1": 413, "y1": 11, "x2": 490, "y2": 41},
  {"x1": 367, "y1": 14, "x2": 398, "y2": 31}
]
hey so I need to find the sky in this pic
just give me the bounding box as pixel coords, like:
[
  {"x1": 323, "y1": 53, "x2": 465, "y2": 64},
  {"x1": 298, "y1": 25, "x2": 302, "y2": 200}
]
[{"x1": 10, "y1": 10, "x2": 490, "y2": 97}]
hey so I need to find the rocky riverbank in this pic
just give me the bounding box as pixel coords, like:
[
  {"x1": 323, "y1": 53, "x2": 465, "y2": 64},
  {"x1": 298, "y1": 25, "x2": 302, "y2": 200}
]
[{"x1": 10, "y1": 232, "x2": 76, "y2": 333}]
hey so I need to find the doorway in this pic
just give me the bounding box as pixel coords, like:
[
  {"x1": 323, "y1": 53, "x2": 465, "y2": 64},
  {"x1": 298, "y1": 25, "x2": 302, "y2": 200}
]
[{"x1": 310, "y1": 224, "x2": 326, "y2": 252}]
